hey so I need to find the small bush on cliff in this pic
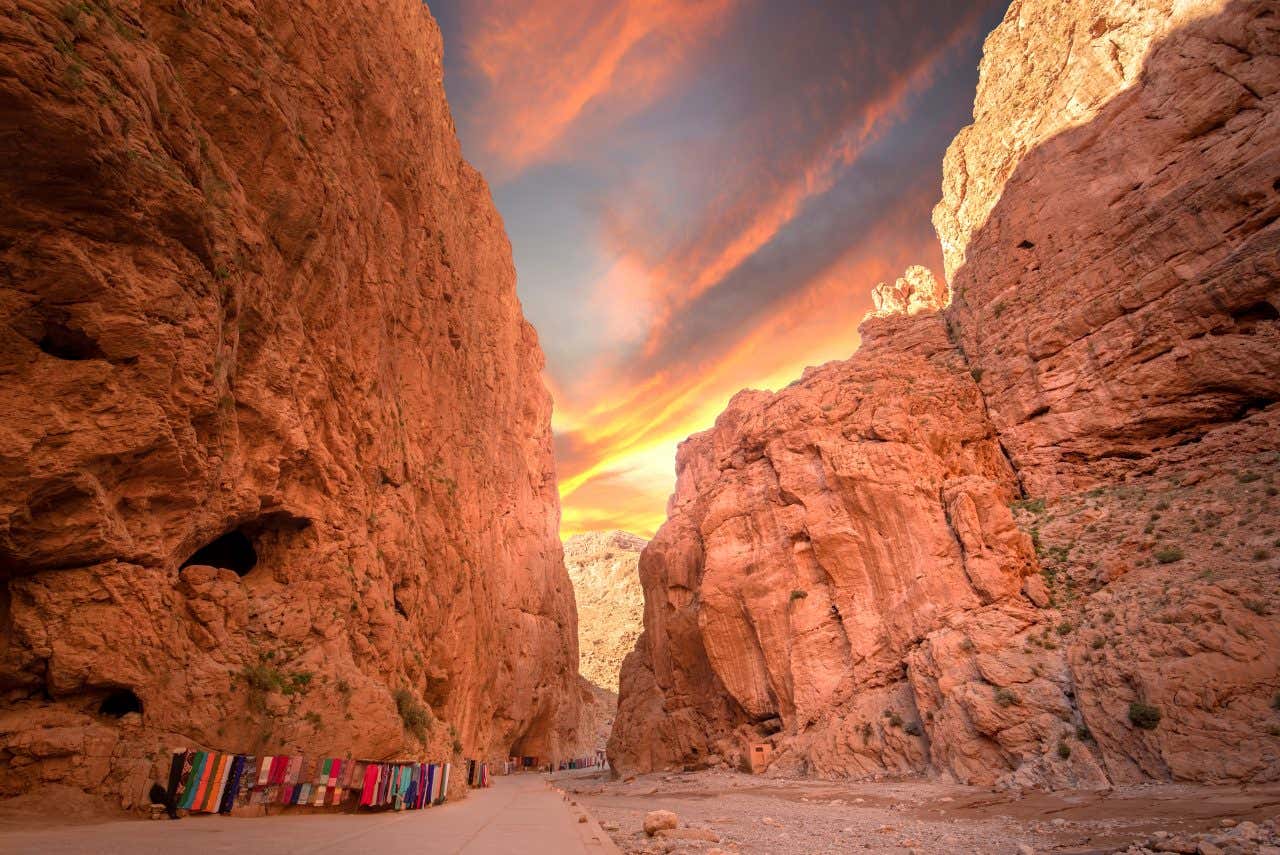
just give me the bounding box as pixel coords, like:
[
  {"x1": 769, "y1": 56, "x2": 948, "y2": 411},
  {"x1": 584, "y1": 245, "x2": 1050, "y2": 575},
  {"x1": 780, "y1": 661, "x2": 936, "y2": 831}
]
[
  {"x1": 394, "y1": 688, "x2": 433, "y2": 742},
  {"x1": 1012, "y1": 497, "x2": 1046, "y2": 515},
  {"x1": 243, "y1": 662, "x2": 287, "y2": 713},
  {"x1": 1153, "y1": 545, "x2": 1184, "y2": 564},
  {"x1": 790, "y1": 589, "x2": 808, "y2": 601},
  {"x1": 1057, "y1": 740, "x2": 1071, "y2": 759},
  {"x1": 1128, "y1": 702, "x2": 1162, "y2": 730},
  {"x1": 994, "y1": 687, "x2": 1019, "y2": 707},
  {"x1": 904, "y1": 720, "x2": 923, "y2": 736}
]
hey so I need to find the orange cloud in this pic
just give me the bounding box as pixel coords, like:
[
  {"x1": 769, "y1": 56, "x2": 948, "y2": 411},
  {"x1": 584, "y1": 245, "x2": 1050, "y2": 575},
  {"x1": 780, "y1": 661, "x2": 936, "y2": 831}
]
[
  {"x1": 589, "y1": 3, "x2": 992, "y2": 357},
  {"x1": 461, "y1": 0, "x2": 734, "y2": 176},
  {"x1": 556, "y1": 193, "x2": 944, "y2": 538}
]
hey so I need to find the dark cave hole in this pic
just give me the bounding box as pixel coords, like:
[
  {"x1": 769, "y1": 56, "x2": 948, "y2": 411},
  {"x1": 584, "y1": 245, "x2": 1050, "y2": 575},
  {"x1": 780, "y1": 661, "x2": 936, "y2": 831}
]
[
  {"x1": 182, "y1": 529, "x2": 257, "y2": 576},
  {"x1": 37, "y1": 321, "x2": 107, "y2": 361},
  {"x1": 1233, "y1": 397, "x2": 1275, "y2": 421},
  {"x1": 1017, "y1": 239, "x2": 1036, "y2": 249},
  {"x1": 1231, "y1": 300, "x2": 1278, "y2": 333},
  {"x1": 99, "y1": 688, "x2": 143, "y2": 718}
]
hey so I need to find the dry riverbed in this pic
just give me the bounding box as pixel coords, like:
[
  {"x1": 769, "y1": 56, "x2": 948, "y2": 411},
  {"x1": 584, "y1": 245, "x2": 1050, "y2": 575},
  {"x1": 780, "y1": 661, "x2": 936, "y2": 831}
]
[{"x1": 555, "y1": 769, "x2": 1280, "y2": 855}]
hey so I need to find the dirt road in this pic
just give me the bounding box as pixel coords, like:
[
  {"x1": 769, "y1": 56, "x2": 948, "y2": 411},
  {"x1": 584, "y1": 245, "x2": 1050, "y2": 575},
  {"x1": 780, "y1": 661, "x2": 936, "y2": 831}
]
[{"x1": 559, "y1": 769, "x2": 1280, "y2": 854}]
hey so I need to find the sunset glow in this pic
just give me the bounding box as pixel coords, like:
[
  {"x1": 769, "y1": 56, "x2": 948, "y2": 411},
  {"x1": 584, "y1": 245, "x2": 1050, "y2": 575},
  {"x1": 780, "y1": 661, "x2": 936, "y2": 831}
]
[{"x1": 432, "y1": 1, "x2": 1007, "y2": 537}]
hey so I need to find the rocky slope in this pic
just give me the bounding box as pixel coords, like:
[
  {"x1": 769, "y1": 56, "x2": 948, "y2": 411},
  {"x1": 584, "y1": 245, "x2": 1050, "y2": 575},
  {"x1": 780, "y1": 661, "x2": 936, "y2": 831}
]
[
  {"x1": 610, "y1": 0, "x2": 1279, "y2": 787},
  {"x1": 564, "y1": 531, "x2": 647, "y2": 694},
  {"x1": 0, "y1": 0, "x2": 580, "y2": 807}
]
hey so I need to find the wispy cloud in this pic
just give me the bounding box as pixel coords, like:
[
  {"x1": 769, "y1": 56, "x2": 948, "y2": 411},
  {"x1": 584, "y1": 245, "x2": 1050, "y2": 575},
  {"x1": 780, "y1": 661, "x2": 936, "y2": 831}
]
[
  {"x1": 457, "y1": 0, "x2": 734, "y2": 177},
  {"x1": 434, "y1": 0, "x2": 1005, "y2": 538}
]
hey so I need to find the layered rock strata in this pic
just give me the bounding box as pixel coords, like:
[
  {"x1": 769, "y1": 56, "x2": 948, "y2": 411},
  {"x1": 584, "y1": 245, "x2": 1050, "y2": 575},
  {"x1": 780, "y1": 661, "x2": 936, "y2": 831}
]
[
  {"x1": 611, "y1": 0, "x2": 1279, "y2": 787},
  {"x1": 0, "y1": 0, "x2": 579, "y2": 807}
]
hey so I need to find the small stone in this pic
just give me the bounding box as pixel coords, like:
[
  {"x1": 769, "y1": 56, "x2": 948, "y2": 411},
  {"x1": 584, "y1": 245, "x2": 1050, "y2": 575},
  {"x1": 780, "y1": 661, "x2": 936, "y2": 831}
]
[
  {"x1": 1052, "y1": 818, "x2": 1067, "y2": 826},
  {"x1": 1232, "y1": 821, "x2": 1261, "y2": 840},
  {"x1": 1016, "y1": 845, "x2": 1036, "y2": 855},
  {"x1": 644, "y1": 810, "x2": 679, "y2": 836},
  {"x1": 1219, "y1": 819, "x2": 1237, "y2": 828}
]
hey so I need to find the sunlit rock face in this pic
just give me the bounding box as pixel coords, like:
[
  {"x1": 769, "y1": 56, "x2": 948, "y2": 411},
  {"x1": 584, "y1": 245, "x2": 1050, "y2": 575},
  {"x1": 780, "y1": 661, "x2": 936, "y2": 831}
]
[
  {"x1": 612, "y1": 0, "x2": 1280, "y2": 787},
  {"x1": 0, "y1": 0, "x2": 579, "y2": 806},
  {"x1": 565, "y1": 531, "x2": 647, "y2": 694}
]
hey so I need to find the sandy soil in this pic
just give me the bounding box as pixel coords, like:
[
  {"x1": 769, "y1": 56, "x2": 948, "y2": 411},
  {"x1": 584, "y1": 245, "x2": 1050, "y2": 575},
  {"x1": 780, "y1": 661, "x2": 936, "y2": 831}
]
[{"x1": 557, "y1": 769, "x2": 1280, "y2": 855}]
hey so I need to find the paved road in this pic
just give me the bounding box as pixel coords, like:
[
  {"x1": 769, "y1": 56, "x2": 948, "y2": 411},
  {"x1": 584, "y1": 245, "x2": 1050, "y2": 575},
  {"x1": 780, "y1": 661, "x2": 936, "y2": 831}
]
[{"x1": 0, "y1": 774, "x2": 621, "y2": 855}]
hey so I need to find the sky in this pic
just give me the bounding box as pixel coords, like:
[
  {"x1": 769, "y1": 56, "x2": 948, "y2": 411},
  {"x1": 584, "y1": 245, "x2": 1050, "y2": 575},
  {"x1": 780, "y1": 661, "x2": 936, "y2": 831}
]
[{"x1": 430, "y1": 0, "x2": 1010, "y2": 539}]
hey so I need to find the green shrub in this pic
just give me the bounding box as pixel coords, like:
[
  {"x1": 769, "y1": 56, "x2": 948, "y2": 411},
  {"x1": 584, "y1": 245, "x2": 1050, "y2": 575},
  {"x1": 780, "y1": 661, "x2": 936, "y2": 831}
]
[
  {"x1": 790, "y1": 589, "x2": 808, "y2": 601},
  {"x1": 1091, "y1": 636, "x2": 1105, "y2": 650},
  {"x1": 1153, "y1": 545, "x2": 1184, "y2": 564},
  {"x1": 1128, "y1": 702, "x2": 1162, "y2": 730},
  {"x1": 904, "y1": 720, "x2": 923, "y2": 736},
  {"x1": 1075, "y1": 724, "x2": 1093, "y2": 742},
  {"x1": 1057, "y1": 740, "x2": 1071, "y2": 759},
  {"x1": 1012, "y1": 497, "x2": 1047, "y2": 514},
  {"x1": 394, "y1": 688, "x2": 432, "y2": 742},
  {"x1": 994, "y1": 687, "x2": 1019, "y2": 707},
  {"x1": 1056, "y1": 620, "x2": 1074, "y2": 636}
]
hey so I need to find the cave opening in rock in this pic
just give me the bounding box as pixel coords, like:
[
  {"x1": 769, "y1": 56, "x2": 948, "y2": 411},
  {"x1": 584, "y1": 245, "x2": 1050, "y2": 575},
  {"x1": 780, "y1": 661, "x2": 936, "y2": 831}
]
[
  {"x1": 1231, "y1": 300, "x2": 1278, "y2": 333},
  {"x1": 36, "y1": 321, "x2": 107, "y2": 361},
  {"x1": 180, "y1": 513, "x2": 314, "y2": 578},
  {"x1": 99, "y1": 688, "x2": 143, "y2": 718},
  {"x1": 182, "y1": 529, "x2": 257, "y2": 576}
]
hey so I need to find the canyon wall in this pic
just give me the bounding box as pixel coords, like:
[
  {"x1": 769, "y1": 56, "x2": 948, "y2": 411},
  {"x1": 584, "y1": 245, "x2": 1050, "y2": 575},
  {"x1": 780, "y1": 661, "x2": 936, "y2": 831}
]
[
  {"x1": 564, "y1": 530, "x2": 647, "y2": 695},
  {"x1": 0, "y1": 0, "x2": 580, "y2": 807},
  {"x1": 610, "y1": 0, "x2": 1279, "y2": 788},
  {"x1": 564, "y1": 530, "x2": 646, "y2": 755}
]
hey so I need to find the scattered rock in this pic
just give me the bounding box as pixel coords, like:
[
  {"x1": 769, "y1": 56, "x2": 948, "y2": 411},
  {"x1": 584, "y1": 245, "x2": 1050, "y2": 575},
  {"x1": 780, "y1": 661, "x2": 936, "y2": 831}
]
[{"x1": 645, "y1": 810, "x2": 679, "y2": 836}]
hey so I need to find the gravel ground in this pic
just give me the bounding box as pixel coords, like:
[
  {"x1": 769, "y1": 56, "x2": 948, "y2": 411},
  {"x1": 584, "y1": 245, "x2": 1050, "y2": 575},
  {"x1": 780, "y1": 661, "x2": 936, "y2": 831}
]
[{"x1": 553, "y1": 769, "x2": 1280, "y2": 855}]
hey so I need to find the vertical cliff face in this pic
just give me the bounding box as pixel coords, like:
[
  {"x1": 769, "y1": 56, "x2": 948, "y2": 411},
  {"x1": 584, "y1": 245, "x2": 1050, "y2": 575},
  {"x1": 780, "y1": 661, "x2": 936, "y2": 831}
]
[
  {"x1": 0, "y1": 0, "x2": 579, "y2": 806},
  {"x1": 564, "y1": 531, "x2": 647, "y2": 695},
  {"x1": 611, "y1": 0, "x2": 1279, "y2": 787},
  {"x1": 939, "y1": 0, "x2": 1280, "y2": 496}
]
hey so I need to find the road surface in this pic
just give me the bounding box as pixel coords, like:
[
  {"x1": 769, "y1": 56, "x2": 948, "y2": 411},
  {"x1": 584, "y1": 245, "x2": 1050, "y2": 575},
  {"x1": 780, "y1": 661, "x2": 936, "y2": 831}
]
[{"x1": 0, "y1": 773, "x2": 620, "y2": 855}]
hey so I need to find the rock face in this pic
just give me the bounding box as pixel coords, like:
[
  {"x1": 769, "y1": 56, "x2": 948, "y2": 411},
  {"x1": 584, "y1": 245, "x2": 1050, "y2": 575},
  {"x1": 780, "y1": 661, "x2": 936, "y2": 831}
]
[
  {"x1": 564, "y1": 531, "x2": 647, "y2": 694},
  {"x1": 611, "y1": 0, "x2": 1279, "y2": 787},
  {"x1": 0, "y1": 0, "x2": 579, "y2": 807}
]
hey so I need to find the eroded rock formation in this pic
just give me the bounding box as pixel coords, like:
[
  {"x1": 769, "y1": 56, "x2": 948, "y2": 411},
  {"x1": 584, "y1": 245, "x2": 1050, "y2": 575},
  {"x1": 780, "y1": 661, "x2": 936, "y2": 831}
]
[
  {"x1": 564, "y1": 531, "x2": 647, "y2": 694},
  {"x1": 0, "y1": 0, "x2": 579, "y2": 806},
  {"x1": 611, "y1": 0, "x2": 1279, "y2": 787}
]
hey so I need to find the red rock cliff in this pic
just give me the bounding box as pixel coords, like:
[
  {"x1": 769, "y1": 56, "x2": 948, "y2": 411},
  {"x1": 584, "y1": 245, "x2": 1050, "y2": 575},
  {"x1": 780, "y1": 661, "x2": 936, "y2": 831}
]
[
  {"x1": 611, "y1": 0, "x2": 1279, "y2": 787},
  {"x1": 0, "y1": 0, "x2": 579, "y2": 806}
]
